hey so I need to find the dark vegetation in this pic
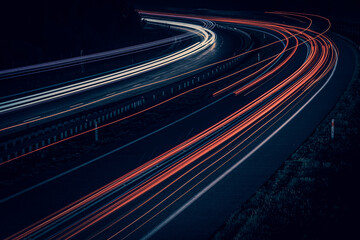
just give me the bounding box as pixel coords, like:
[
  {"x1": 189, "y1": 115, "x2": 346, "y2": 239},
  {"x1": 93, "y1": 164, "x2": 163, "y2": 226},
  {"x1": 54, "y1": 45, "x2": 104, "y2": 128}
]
[
  {"x1": 212, "y1": 38, "x2": 360, "y2": 239},
  {"x1": 1, "y1": 2, "x2": 358, "y2": 236},
  {"x1": 0, "y1": 0, "x2": 143, "y2": 69}
]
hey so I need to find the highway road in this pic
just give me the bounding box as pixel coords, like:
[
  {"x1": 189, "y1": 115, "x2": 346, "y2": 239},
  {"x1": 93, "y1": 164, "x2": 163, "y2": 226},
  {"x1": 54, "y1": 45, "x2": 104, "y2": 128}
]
[
  {"x1": 0, "y1": 14, "x2": 219, "y2": 133},
  {"x1": 0, "y1": 12, "x2": 252, "y2": 140},
  {"x1": 0, "y1": 11, "x2": 358, "y2": 240}
]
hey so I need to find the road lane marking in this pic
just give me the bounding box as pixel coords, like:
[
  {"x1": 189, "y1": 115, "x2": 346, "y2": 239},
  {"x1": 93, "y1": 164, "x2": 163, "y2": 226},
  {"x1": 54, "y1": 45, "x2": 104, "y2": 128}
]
[
  {"x1": 185, "y1": 128, "x2": 194, "y2": 139},
  {"x1": 141, "y1": 47, "x2": 338, "y2": 240},
  {"x1": 0, "y1": 25, "x2": 283, "y2": 204},
  {"x1": 69, "y1": 103, "x2": 84, "y2": 108},
  {"x1": 0, "y1": 93, "x2": 231, "y2": 204},
  {"x1": 22, "y1": 116, "x2": 41, "y2": 123},
  {"x1": 106, "y1": 92, "x2": 117, "y2": 97}
]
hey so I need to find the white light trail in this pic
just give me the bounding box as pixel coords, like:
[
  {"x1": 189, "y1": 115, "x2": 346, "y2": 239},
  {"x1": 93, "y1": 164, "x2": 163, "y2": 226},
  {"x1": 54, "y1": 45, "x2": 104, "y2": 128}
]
[{"x1": 0, "y1": 17, "x2": 216, "y2": 114}]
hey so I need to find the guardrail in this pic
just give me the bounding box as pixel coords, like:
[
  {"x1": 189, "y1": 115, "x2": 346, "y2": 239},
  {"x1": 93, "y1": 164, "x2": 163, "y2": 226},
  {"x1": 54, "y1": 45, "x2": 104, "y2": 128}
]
[{"x1": 0, "y1": 27, "x2": 253, "y2": 163}]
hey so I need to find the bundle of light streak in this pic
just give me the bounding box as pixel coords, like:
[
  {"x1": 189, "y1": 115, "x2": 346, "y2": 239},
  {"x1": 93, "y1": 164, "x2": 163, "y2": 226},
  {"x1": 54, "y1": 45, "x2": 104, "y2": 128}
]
[{"x1": 4, "y1": 11, "x2": 338, "y2": 240}]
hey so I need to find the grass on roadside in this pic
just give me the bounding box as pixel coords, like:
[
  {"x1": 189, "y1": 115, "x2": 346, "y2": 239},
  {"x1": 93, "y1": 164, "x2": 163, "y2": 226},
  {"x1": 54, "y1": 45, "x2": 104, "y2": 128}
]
[{"x1": 213, "y1": 41, "x2": 360, "y2": 240}]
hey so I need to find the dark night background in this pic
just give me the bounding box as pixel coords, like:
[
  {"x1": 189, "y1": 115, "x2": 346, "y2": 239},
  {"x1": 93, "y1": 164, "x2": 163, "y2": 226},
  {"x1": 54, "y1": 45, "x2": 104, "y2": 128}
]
[
  {"x1": 0, "y1": 1, "x2": 359, "y2": 239},
  {"x1": 133, "y1": 0, "x2": 358, "y2": 18},
  {"x1": 0, "y1": 0, "x2": 358, "y2": 69},
  {"x1": 0, "y1": 0, "x2": 143, "y2": 69}
]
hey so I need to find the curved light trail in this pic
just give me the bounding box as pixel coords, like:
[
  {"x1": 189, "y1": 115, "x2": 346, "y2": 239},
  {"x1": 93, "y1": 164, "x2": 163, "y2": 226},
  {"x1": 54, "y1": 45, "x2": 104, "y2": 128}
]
[
  {"x1": 0, "y1": 30, "x2": 195, "y2": 81},
  {"x1": 0, "y1": 16, "x2": 215, "y2": 115},
  {"x1": 3, "y1": 11, "x2": 340, "y2": 240},
  {"x1": 0, "y1": 11, "x2": 330, "y2": 166}
]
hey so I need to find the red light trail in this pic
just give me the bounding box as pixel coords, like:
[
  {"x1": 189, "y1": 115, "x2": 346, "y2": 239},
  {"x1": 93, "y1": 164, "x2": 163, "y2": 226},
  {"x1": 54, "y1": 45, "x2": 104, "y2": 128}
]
[{"x1": 4, "y1": 11, "x2": 338, "y2": 240}]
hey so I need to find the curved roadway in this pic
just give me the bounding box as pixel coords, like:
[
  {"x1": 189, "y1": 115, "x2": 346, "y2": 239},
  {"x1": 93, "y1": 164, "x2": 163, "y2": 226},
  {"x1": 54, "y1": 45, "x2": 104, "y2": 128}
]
[{"x1": 0, "y1": 11, "x2": 358, "y2": 240}]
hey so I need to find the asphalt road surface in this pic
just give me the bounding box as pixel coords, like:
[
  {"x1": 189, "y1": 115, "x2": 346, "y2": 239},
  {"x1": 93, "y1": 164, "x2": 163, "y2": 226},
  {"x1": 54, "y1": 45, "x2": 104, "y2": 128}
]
[
  {"x1": 0, "y1": 13, "x2": 247, "y2": 135},
  {"x1": 0, "y1": 11, "x2": 358, "y2": 240}
]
